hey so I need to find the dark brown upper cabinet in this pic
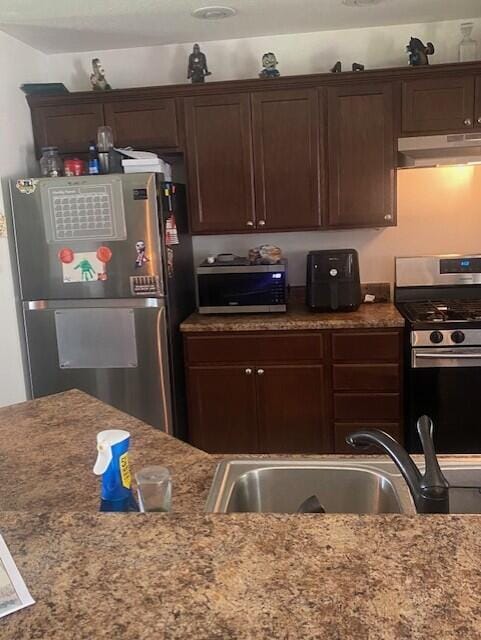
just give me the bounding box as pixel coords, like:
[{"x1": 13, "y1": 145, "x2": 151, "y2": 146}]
[
  {"x1": 184, "y1": 93, "x2": 255, "y2": 234},
  {"x1": 31, "y1": 103, "x2": 104, "y2": 155},
  {"x1": 475, "y1": 76, "x2": 481, "y2": 127},
  {"x1": 251, "y1": 88, "x2": 322, "y2": 231},
  {"x1": 104, "y1": 98, "x2": 180, "y2": 150},
  {"x1": 326, "y1": 82, "x2": 395, "y2": 228},
  {"x1": 401, "y1": 76, "x2": 475, "y2": 134}
]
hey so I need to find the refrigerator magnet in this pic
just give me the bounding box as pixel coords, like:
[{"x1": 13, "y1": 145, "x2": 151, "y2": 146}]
[
  {"x1": 165, "y1": 215, "x2": 179, "y2": 246},
  {"x1": 97, "y1": 246, "x2": 112, "y2": 263},
  {"x1": 58, "y1": 247, "x2": 74, "y2": 264},
  {"x1": 15, "y1": 178, "x2": 38, "y2": 195},
  {"x1": 135, "y1": 241, "x2": 150, "y2": 269},
  {"x1": 167, "y1": 247, "x2": 174, "y2": 278}
]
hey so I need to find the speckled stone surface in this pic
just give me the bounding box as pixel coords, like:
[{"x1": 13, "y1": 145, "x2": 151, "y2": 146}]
[
  {"x1": 180, "y1": 302, "x2": 405, "y2": 332},
  {"x1": 0, "y1": 389, "x2": 213, "y2": 514},
  {"x1": 1, "y1": 511, "x2": 481, "y2": 639}
]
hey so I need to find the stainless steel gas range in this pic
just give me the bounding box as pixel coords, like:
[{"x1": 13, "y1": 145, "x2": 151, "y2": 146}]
[{"x1": 395, "y1": 254, "x2": 481, "y2": 454}]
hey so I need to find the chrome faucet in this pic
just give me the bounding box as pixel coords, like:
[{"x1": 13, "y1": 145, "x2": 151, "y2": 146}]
[{"x1": 346, "y1": 415, "x2": 449, "y2": 514}]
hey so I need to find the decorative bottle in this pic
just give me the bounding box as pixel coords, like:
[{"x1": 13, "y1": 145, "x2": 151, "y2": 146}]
[{"x1": 459, "y1": 22, "x2": 478, "y2": 62}]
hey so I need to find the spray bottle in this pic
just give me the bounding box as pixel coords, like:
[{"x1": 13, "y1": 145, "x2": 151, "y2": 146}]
[{"x1": 93, "y1": 429, "x2": 138, "y2": 512}]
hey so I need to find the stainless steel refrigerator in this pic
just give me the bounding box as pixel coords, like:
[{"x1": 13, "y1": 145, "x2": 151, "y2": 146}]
[{"x1": 9, "y1": 173, "x2": 195, "y2": 437}]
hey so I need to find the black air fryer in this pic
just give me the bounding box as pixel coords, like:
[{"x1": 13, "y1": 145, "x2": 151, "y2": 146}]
[{"x1": 306, "y1": 249, "x2": 361, "y2": 312}]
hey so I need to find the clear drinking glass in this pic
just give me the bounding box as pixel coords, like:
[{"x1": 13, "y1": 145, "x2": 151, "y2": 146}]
[{"x1": 135, "y1": 466, "x2": 172, "y2": 512}]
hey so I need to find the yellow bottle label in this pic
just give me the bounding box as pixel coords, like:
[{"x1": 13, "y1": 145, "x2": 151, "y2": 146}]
[{"x1": 119, "y1": 452, "x2": 131, "y2": 489}]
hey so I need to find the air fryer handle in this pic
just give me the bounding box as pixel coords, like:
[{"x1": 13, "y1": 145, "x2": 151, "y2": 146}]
[{"x1": 329, "y1": 281, "x2": 339, "y2": 311}]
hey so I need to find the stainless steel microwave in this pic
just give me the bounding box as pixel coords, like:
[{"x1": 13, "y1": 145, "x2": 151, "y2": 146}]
[{"x1": 196, "y1": 259, "x2": 288, "y2": 314}]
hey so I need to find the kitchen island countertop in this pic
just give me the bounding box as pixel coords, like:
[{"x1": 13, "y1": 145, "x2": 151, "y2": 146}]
[
  {"x1": 180, "y1": 302, "x2": 404, "y2": 332},
  {"x1": 1, "y1": 390, "x2": 481, "y2": 640}
]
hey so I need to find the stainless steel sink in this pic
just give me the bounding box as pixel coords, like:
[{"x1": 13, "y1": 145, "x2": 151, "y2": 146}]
[
  {"x1": 205, "y1": 459, "x2": 415, "y2": 514},
  {"x1": 206, "y1": 458, "x2": 481, "y2": 514},
  {"x1": 420, "y1": 462, "x2": 481, "y2": 514}
]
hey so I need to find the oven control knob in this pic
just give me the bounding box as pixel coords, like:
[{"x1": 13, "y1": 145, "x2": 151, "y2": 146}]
[
  {"x1": 451, "y1": 330, "x2": 465, "y2": 344},
  {"x1": 430, "y1": 331, "x2": 444, "y2": 344}
]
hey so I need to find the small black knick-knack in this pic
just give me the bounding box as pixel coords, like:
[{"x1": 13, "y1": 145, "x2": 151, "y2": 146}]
[
  {"x1": 407, "y1": 37, "x2": 435, "y2": 66},
  {"x1": 352, "y1": 62, "x2": 365, "y2": 72},
  {"x1": 187, "y1": 44, "x2": 212, "y2": 83},
  {"x1": 331, "y1": 61, "x2": 342, "y2": 73}
]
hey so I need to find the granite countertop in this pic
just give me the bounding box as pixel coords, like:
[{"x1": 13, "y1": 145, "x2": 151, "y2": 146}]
[
  {"x1": 0, "y1": 389, "x2": 213, "y2": 514},
  {"x1": 180, "y1": 302, "x2": 405, "y2": 332},
  {"x1": 2, "y1": 390, "x2": 481, "y2": 638},
  {"x1": 2, "y1": 511, "x2": 481, "y2": 639}
]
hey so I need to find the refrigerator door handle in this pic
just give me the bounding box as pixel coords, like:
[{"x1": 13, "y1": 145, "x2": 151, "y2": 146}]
[{"x1": 157, "y1": 305, "x2": 172, "y2": 435}]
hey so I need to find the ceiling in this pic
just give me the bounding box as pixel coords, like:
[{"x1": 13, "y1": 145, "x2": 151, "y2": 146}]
[{"x1": 1, "y1": 0, "x2": 480, "y2": 54}]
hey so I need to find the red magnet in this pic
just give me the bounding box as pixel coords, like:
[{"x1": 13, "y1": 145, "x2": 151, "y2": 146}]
[
  {"x1": 97, "y1": 246, "x2": 112, "y2": 263},
  {"x1": 58, "y1": 248, "x2": 74, "y2": 264}
]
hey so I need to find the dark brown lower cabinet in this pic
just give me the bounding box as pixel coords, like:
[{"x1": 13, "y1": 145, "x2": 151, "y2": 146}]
[
  {"x1": 184, "y1": 328, "x2": 403, "y2": 454},
  {"x1": 187, "y1": 365, "x2": 258, "y2": 453},
  {"x1": 257, "y1": 365, "x2": 327, "y2": 453}
]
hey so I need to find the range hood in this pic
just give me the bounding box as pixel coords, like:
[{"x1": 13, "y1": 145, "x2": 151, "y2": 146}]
[{"x1": 398, "y1": 133, "x2": 481, "y2": 168}]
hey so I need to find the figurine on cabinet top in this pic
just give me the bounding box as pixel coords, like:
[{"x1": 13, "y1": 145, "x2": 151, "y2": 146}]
[
  {"x1": 407, "y1": 37, "x2": 435, "y2": 66},
  {"x1": 187, "y1": 44, "x2": 212, "y2": 83},
  {"x1": 259, "y1": 52, "x2": 280, "y2": 78},
  {"x1": 90, "y1": 58, "x2": 112, "y2": 91}
]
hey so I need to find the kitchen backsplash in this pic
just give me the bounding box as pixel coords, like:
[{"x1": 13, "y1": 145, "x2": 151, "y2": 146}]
[{"x1": 193, "y1": 165, "x2": 481, "y2": 285}]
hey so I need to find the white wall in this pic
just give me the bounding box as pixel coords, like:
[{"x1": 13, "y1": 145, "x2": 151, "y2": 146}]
[
  {"x1": 46, "y1": 18, "x2": 481, "y2": 90},
  {"x1": 0, "y1": 31, "x2": 47, "y2": 406}
]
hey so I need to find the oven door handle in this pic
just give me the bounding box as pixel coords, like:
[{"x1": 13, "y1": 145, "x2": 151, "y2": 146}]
[
  {"x1": 413, "y1": 349, "x2": 481, "y2": 368},
  {"x1": 416, "y1": 352, "x2": 481, "y2": 359}
]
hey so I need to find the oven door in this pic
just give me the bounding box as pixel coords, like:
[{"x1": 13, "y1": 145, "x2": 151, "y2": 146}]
[{"x1": 408, "y1": 347, "x2": 481, "y2": 453}]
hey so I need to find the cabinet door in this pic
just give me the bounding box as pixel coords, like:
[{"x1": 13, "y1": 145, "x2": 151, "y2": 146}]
[
  {"x1": 104, "y1": 98, "x2": 179, "y2": 149},
  {"x1": 184, "y1": 93, "x2": 255, "y2": 234},
  {"x1": 186, "y1": 366, "x2": 258, "y2": 453},
  {"x1": 31, "y1": 103, "x2": 105, "y2": 155},
  {"x1": 251, "y1": 89, "x2": 321, "y2": 230},
  {"x1": 475, "y1": 77, "x2": 481, "y2": 128},
  {"x1": 327, "y1": 82, "x2": 395, "y2": 228},
  {"x1": 402, "y1": 76, "x2": 475, "y2": 134},
  {"x1": 257, "y1": 365, "x2": 328, "y2": 453}
]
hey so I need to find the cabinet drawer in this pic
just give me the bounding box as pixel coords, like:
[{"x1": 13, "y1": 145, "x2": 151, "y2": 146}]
[
  {"x1": 333, "y1": 364, "x2": 399, "y2": 392},
  {"x1": 334, "y1": 422, "x2": 402, "y2": 454},
  {"x1": 332, "y1": 331, "x2": 400, "y2": 362},
  {"x1": 185, "y1": 333, "x2": 323, "y2": 364},
  {"x1": 334, "y1": 393, "x2": 400, "y2": 421}
]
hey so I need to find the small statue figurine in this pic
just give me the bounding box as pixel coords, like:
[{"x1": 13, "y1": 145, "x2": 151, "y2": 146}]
[
  {"x1": 90, "y1": 58, "x2": 112, "y2": 91},
  {"x1": 331, "y1": 61, "x2": 342, "y2": 73},
  {"x1": 407, "y1": 37, "x2": 435, "y2": 66},
  {"x1": 187, "y1": 44, "x2": 211, "y2": 83},
  {"x1": 352, "y1": 62, "x2": 365, "y2": 72},
  {"x1": 259, "y1": 52, "x2": 280, "y2": 79}
]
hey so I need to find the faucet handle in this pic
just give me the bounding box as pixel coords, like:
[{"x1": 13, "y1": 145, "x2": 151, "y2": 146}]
[{"x1": 417, "y1": 415, "x2": 449, "y2": 490}]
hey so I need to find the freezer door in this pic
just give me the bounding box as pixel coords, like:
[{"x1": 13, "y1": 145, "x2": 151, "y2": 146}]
[
  {"x1": 23, "y1": 299, "x2": 172, "y2": 432},
  {"x1": 10, "y1": 174, "x2": 163, "y2": 300}
]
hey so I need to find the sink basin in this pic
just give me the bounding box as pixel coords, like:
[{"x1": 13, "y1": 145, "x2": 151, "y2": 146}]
[
  {"x1": 421, "y1": 463, "x2": 481, "y2": 514},
  {"x1": 206, "y1": 458, "x2": 481, "y2": 515},
  {"x1": 205, "y1": 459, "x2": 414, "y2": 514}
]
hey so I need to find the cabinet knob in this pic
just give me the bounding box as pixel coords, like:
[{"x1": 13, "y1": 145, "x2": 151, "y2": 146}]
[
  {"x1": 477, "y1": 116, "x2": 481, "y2": 125},
  {"x1": 257, "y1": 368, "x2": 265, "y2": 375},
  {"x1": 464, "y1": 118, "x2": 472, "y2": 126},
  {"x1": 258, "y1": 220, "x2": 266, "y2": 227},
  {"x1": 245, "y1": 368, "x2": 253, "y2": 375},
  {"x1": 246, "y1": 221, "x2": 254, "y2": 227},
  {"x1": 384, "y1": 213, "x2": 393, "y2": 221}
]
